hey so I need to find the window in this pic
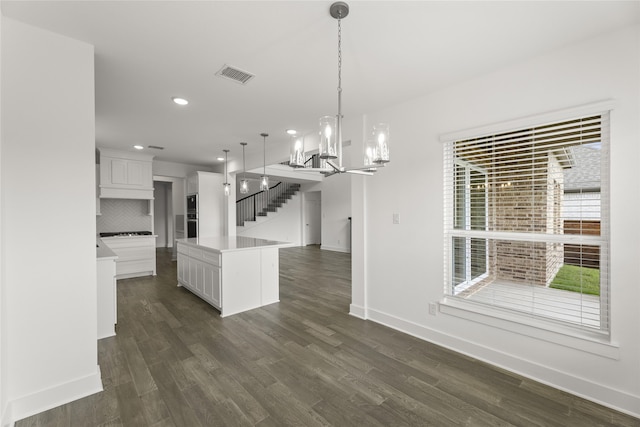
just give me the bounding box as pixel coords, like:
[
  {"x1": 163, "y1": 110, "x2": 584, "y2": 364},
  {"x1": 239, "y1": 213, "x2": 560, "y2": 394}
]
[{"x1": 444, "y1": 112, "x2": 610, "y2": 332}]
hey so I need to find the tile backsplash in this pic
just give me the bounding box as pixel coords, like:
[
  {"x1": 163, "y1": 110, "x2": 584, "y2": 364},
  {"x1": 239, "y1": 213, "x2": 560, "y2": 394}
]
[{"x1": 97, "y1": 199, "x2": 152, "y2": 233}]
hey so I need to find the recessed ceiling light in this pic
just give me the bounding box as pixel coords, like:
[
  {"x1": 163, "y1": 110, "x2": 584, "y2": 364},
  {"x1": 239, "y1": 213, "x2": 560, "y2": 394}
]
[
  {"x1": 216, "y1": 156, "x2": 225, "y2": 161},
  {"x1": 133, "y1": 145, "x2": 144, "y2": 150},
  {"x1": 286, "y1": 129, "x2": 297, "y2": 135},
  {"x1": 172, "y1": 97, "x2": 189, "y2": 106}
]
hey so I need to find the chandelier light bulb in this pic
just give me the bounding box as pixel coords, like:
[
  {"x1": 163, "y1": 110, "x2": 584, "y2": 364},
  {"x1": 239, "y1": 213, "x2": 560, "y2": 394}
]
[
  {"x1": 290, "y1": 134, "x2": 306, "y2": 168},
  {"x1": 319, "y1": 116, "x2": 337, "y2": 159},
  {"x1": 373, "y1": 123, "x2": 390, "y2": 164}
]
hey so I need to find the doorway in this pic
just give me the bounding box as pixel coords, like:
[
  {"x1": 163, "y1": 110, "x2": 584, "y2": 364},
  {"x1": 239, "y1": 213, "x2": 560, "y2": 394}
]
[
  {"x1": 153, "y1": 181, "x2": 173, "y2": 248},
  {"x1": 303, "y1": 191, "x2": 321, "y2": 246}
]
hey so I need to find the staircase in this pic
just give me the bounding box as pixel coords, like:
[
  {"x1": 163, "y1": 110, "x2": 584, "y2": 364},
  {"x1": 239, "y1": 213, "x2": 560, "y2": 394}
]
[{"x1": 236, "y1": 182, "x2": 301, "y2": 227}]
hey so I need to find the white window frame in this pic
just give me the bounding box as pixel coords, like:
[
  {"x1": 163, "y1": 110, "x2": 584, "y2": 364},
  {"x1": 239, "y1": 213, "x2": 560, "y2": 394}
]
[
  {"x1": 452, "y1": 158, "x2": 489, "y2": 294},
  {"x1": 440, "y1": 100, "x2": 613, "y2": 344}
]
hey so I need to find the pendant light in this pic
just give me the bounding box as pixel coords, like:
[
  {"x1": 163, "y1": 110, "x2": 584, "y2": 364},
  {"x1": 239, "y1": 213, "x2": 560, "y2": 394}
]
[
  {"x1": 260, "y1": 133, "x2": 269, "y2": 191},
  {"x1": 290, "y1": 1, "x2": 390, "y2": 176},
  {"x1": 239, "y1": 142, "x2": 249, "y2": 194},
  {"x1": 222, "y1": 149, "x2": 231, "y2": 196}
]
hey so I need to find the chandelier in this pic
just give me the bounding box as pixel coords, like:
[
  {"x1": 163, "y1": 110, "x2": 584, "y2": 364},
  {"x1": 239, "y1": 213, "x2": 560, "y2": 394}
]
[{"x1": 289, "y1": 1, "x2": 390, "y2": 177}]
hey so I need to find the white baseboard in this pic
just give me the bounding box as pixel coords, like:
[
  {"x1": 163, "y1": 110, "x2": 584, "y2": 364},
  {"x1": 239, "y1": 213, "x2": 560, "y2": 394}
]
[
  {"x1": 1, "y1": 401, "x2": 13, "y2": 427},
  {"x1": 320, "y1": 245, "x2": 351, "y2": 253},
  {"x1": 365, "y1": 307, "x2": 640, "y2": 419},
  {"x1": 349, "y1": 304, "x2": 366, "y2": 319},
  {"x1": 7, "y1": 366, "x2": 103, "y2": 425}
]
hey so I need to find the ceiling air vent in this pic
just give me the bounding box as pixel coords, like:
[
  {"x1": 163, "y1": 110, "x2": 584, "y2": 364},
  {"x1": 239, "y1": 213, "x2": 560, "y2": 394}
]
[
  {"x1": 148, "y1": 145, "x2": 164, "y2": 150},
  {"x1": 215, "y1": 64, "x2": 255, "y2": 85}
]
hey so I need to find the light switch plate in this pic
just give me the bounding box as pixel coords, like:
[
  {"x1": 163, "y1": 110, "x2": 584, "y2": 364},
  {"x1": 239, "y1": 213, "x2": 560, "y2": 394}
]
[{"x1": 393, "y1": 213, "x2": 400, "y2": 224}]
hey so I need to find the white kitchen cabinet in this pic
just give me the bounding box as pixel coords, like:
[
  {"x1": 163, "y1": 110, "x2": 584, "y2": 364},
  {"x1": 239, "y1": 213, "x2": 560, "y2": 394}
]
[
  {"x1": 98, "y1": 148, "x2": 154, "y2": 199},
  {"x1": 100, "y1": 235, "x2": 157, "y2": 279},
  {"x1": 186, "y1": 171, "x2": 225, "y2": 237}
]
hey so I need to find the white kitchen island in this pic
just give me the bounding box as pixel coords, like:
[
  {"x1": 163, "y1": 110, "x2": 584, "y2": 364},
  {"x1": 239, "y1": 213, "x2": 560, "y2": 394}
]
[{"x1": 176, "y1": 236, "x2": 292, "y2": 317}]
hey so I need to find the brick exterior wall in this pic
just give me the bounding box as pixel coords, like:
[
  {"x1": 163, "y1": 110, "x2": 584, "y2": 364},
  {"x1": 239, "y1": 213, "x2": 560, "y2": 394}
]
[{"x1": 487, "y1": 151, "x2": 565, "y2": 286}]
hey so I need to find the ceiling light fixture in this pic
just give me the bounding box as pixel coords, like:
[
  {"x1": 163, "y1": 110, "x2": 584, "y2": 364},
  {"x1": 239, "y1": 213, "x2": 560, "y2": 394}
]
[
  {"x1": 286, "y1": 129, "x2": 297, "y2": 135},
  {"x1": 239, "y1": 142, "x2": 249, "y2": 194},
  {"x1": 260, "y1": 133, "x2": 269, "y2": 192},
  {"x1": 133, "y1": 144, "x2": 144, "y2": 150},
  {"x1": 222, "y1": 149, "x2": 231, "y2": 196},
  {"x1": 172, "y1": 97, "x2": 189, "y2": 106},
  {"x1": 290, "y1": 1, "x2": 390, "y2": 177}
]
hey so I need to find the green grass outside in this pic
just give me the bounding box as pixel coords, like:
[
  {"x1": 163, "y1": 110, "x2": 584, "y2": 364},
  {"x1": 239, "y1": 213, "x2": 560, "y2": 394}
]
[{"x1": 550, "y1": 264, "x2": 600, "y2": 296}]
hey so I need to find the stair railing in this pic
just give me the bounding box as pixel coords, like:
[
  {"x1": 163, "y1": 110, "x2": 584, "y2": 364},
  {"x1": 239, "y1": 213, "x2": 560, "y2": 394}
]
[
  {"x1": 281, "y1": 153, "x2": 323, "y2": 169},
  {"x1": 236, "y1": 182, "x2": 300, "y2": 226}
]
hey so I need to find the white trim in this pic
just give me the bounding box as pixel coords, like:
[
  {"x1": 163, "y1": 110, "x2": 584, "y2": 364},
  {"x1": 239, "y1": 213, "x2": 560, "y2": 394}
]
[
  {"x1": 364, "y1": 306, "x2": 640, "y2": 419},
  {"x1": 349, "y1": 304, "x2": 366, "y2": 319},
  {"x1": 440, "y1": 99, "x2": 615, "y2": 143},
  {"x1": 439, "y1": 298, "x2": 616, "y2": 357},
  {"x1": 320, "y1": 244, "x2": 350, "y2": 253},
  {"x1": 7, "y1": 366, "x2": 102, "y2": 425},
  {"x1": 1, "y1": 402, "x2": 13, "y2": 427}
]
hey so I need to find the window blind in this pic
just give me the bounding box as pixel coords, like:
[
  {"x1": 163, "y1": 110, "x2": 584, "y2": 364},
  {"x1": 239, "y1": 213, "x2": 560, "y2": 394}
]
[{"x1": 443, "y1": 113, "x2": 609, "y2": 331}]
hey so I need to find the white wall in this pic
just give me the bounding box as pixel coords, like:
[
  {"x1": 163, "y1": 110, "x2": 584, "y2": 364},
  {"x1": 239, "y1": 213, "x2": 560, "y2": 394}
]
[
  {"x1": 153, "y1": 159, "x2": 212, "y2": 177},
  {"x1": 237, "y1": 193, "x2": 302, "y2": 245},
  {"x1": 320, "y1": 146, "x2": 351, "y2": 253},
  {"x1": 351, "y1": 25, "x2": 640, "y2": 416},
  {"x1": 0, "y1": 8, "x2": 5, "y2": 427},
  {"x1": 1, "y1": 16, "x2": 102, "y2": 424},
  {"x1": 153, "y1": 181, "x2": 169, "y2": 247}
]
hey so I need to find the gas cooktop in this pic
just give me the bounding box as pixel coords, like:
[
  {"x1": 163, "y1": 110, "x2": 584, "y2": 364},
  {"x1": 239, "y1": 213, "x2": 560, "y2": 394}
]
[{"x1": 99, "y1": 231, "x2": 153, "y2": 237}]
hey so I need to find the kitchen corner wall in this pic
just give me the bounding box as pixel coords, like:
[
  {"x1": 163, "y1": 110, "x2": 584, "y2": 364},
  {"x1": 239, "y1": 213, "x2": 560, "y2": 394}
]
[
  {"x1": 97, "y1": 199, "x2": 152, "y2": 233},
  {"x1": 2, "y1": 16, "x2": 101, "y2": 425}
]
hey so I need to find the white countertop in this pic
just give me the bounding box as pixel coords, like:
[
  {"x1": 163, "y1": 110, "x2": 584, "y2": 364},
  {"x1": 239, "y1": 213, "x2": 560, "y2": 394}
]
[
  {"x1": 100, "y1": 234, "x2": 158, "y2": 240},
  {"x1": 177, "y1": 236, "x2": 293, "y2": 253}
]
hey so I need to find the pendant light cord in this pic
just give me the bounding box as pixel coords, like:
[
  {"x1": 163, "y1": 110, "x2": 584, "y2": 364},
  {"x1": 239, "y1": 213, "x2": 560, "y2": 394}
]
[
  {"x1": 337, "y1": 15, "x2": 342, "y2": 103},
  {"x1": 337, "y1": 13, "x2": 343, "y2": 166},
  {"x1": 242, "y1": 144, "x2": 246, "y2": 180}
]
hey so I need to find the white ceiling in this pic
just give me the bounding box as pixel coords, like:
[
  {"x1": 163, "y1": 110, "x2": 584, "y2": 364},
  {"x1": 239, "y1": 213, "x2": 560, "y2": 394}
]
[{"x1": 2, "y1": 1, "x2": 639, "y2": 169}]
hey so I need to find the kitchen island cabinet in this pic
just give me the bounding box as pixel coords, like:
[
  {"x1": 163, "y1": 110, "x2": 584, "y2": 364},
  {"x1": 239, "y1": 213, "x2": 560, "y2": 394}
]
[{"x1": 176, "y1": 236, "x2": 292, "y2": 317}]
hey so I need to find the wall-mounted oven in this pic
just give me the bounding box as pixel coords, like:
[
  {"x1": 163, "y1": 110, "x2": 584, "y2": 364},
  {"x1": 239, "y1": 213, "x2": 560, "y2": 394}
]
[
  {"x1": 187, "y1": 194, "x2": 198, "y2": 238},
  {"x1": 187, "y1": 212, "x2": 198, "y2": 238}
]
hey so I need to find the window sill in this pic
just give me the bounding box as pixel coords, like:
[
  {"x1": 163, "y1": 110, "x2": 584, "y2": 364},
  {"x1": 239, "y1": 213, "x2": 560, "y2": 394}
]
[{"x1": 439, "y1": 297, "x2": 619, "y2": 360}]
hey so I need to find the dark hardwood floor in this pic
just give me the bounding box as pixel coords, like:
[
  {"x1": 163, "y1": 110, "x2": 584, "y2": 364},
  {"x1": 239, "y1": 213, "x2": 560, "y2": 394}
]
[{"x1": 18, "y1": 246, "x2": 640, "y2": 426}]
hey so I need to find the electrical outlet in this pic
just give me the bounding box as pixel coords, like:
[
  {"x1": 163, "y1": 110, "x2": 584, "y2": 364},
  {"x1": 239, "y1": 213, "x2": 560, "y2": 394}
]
[{"x1": 428, "y1": 302, "x2": 438, "y2": 316}]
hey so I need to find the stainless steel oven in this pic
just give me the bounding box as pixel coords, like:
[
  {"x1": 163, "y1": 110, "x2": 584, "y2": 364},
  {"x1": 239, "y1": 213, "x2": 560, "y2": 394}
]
[
  {"x1": 187, "y1": 194, "x2": 198, "y2": 238},
  {"x1": 187, "y1": 212, "x2": 198, "y2": 238},
  {"x1": 186, "y1": 194, "x2": 197, "y2": 212}
]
